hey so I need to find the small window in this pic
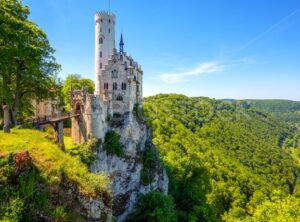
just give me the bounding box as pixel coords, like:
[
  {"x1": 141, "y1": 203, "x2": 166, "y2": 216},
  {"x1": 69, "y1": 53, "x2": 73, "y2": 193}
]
[
  {"x1": 100, "y1": 63, "x2": 102, "y2": 69},
  {"x1": 111, "y1": 69, "x2": 118, "y2": 78},
  {"x1": 122, "y1": 83, "x2": 127, "y2": 90},
  {"x1": 100, "y1": 27, "x2": 102, "y2": 32},
  {"x1": 113, "y1": 82, "x2": 117, "y2": 90},
  {"x1": 104, "y1": 83, "x2": 108, "y2": 90},
  {"x1": 109, "y1": 19, "x2": 111, "y2": 23},
  {"x1": 109, "y1": 28, "x2": 111, "y2": 33},
  {"x1": 101, "y1": 19, "x2": 103, "y2": 23},
  {"x1": 99, "y1": 37, "x2": 103, "y2": 44},
  {"x1": 116, "y1": 94, "x2": 123, "y2": 101},
  {"x1": 100, "y1": 51, "x2": 102, "y2": 58}
]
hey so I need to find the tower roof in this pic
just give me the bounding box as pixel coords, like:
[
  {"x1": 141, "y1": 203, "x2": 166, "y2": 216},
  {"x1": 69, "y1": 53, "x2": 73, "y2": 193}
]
[{"x1": 120, "y1": 33, "x2": 124, "y2": 46}]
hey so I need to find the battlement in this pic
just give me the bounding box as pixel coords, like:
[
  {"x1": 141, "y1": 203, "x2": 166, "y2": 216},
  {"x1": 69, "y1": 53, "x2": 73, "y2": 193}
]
[{"x1": 95, "y1": 11, "x2": 116, "y2": 18}]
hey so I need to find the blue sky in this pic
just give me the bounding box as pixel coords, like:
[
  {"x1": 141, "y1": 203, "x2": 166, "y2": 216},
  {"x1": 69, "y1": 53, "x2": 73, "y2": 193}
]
[{"x1": 23, "y1": 0, "x2": 300, "y2": 100}]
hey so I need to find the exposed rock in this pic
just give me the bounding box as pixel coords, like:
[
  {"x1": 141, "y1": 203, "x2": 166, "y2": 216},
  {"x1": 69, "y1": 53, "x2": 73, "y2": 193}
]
[
  {"x1": 90, "y1": 114, "x2": 169, "y2": 221},
  {"x1": 78, "y1": 195, "x2": 112, "y2": 221}
]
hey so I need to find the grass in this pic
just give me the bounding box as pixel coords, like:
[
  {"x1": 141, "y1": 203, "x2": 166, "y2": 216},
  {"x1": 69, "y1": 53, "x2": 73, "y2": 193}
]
[{"x1": 0, "y1": 129, "x2": 109, "y2": 198}]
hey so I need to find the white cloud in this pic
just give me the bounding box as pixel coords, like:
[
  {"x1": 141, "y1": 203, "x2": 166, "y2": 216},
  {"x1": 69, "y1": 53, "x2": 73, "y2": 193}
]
[{"x1": 159, "y1": 61, "x2": 224, "y2": 83}]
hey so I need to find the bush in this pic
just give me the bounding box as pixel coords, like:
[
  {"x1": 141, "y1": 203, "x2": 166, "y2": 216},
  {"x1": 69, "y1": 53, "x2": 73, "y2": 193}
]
[
  {"x1": 140, "y1": 142, "x2": 157, "y2": 185},
  {"x1": 104, "y1": 131, "x2": 123, "y2": 157},
  {"x1": 126, "y1": 191, "x2": 177, "y2": 222},
  {"x1": 66, "y1": 137, "x2": 99, "y2": 166}
]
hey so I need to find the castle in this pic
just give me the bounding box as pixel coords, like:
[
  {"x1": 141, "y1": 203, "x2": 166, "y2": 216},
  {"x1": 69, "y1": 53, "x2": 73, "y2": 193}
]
[{"x1": 71, "y1": 11, "x2": 143, "y2": 144}]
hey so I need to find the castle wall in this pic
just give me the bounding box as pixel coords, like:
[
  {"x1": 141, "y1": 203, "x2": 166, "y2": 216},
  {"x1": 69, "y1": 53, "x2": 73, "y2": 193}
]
[{"x1": 83, "y1": 95, "x2": 107, "y2": 141}]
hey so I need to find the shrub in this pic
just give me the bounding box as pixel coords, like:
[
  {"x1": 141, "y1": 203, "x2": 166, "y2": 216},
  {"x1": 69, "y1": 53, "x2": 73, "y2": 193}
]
[
  {"x1": 66, "y1": 137, "x2": 99, "y2": 166},
  {"x1": 1, "y1": 197, "x2": 25, "y2": 222},
  {"x1": 104, "y1": 131, "x2": 123, "y2": 157},
  {"x1": 126, "y1": 191, "x2": 177, "y2": 222},
  {"x1": 52, "y1": 206, "x2": 68, "y2": 222},
  {"x1": 140, "y1": 142, "x2": 157, "y2": 185}
]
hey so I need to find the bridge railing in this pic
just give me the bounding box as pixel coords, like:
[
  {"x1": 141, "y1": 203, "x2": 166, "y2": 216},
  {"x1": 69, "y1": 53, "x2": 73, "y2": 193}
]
[{"x1": 31, "y1": 110, "x2": 81, "y2": 126}]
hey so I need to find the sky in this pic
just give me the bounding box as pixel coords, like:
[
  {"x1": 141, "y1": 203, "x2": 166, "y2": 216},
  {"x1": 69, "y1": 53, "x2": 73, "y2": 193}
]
[{"x1": 23, "y1": 0, "x2": 300, "y2": 101}]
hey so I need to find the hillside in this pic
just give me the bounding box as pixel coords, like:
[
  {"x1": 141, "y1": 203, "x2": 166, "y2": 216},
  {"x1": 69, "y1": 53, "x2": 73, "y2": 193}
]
[
  {"x1": 0, "y1": 129, "x2": 111, "y2": 221},
  {"x1": 143, "y1": 94, "x2": 300, "y2": 222},
  {"x1": 223, "y1": 99, "x2": 300, "y2": 125}
]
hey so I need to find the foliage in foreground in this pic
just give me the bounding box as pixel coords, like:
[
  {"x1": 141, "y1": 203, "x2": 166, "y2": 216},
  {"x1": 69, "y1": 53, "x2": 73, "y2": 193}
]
[
  {"x1": 126, "y1": 191, "x2": 177, "y2": 222},
  {"x1": 0, "y1": 153, "x2": 70, "y2": 221},
  {"x1": 0, "y1": 129, "x2": 108, "y2": 198},
  {"x1": 0, "y1": 0, "x2": 61, "y2": 124},
  {"x1": 65, "y1": 136, "x2": 99, "y2": 166},
  {"x1": 143, "y1": 94, "x2": 300, "y2": 222}
]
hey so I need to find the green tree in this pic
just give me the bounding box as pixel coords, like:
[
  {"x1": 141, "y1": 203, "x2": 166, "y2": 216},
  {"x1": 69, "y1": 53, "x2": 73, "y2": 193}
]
[
  {"x1": 126, "y1": 191, "x2": 177, "y2": 222},
  {"x1": 0, "y1": 0, "x2": 61, "y2": 124},
  {"x1": 62, "y1": 74, "x2": 94, "y2": 110}
]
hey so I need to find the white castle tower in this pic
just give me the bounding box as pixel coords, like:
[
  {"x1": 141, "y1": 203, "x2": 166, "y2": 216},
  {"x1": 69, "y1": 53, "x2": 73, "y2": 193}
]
[{"x1": 94, "y1": 12, "x2": 116, "y2": 95}]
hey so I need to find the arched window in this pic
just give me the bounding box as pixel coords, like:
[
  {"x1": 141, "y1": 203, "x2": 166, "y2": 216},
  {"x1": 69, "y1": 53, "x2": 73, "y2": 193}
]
[
  {"x1": 111, "y1": 69, "x2": 118, "y2": 78},
  {"x1": 116, "y1": 94, "x2": 123, "y2": 101},
  {"x1": 99, "y1": 37, "x2": 103, "y2": 44}
]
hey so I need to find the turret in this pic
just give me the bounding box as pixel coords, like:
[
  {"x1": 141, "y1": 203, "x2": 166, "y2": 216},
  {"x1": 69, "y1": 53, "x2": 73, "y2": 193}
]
[{"x1": 94, "y1": 12, "x2": 116, "y2": 95}]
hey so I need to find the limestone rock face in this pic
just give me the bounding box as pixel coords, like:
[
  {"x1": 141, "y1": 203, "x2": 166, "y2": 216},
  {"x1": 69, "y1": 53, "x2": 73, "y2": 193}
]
[
  {"x1": 90, "y1": 114, "x2": 169, "y2": 221},
  {"x1": 79, "y1": 196, "x2": 112, "y2": 221}
]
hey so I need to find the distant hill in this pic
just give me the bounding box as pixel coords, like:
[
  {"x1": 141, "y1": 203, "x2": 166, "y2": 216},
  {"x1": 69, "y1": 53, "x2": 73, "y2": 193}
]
[
  {"x1": 144, "y1": 94, "x2": 300, "y2": 221},
  {"x1": 223, "y1": 99, "x2": 300, "y2": 125}
]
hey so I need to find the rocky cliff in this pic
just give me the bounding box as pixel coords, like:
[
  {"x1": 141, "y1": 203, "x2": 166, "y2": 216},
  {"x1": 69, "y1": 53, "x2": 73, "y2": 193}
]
[{"x1": 90, "y1": 113, "x2": 169, "y2": 221}]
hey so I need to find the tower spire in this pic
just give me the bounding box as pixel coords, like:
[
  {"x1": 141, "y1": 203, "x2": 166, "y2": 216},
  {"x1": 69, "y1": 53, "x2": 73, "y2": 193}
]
[{"x1": 120, "y1": 33, "x2": 124, "y2": 54}]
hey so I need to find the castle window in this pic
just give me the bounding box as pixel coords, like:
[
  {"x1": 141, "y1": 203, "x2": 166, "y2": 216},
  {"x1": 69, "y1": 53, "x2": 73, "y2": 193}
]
[
  {"x1": 109, "y1": 19, "x2": 111, "y2": 23},
  {"x1": 99, "y1": 37, "x2": 103, "y2": 44},
  {"x1": 111, "y1": 69, "x2": 118, "y2": 78},
  {"x1": 100, "y1": 27, "x2": 102, "y2": 32},
  {"x1": 101, "y1": 19, "x2": 103, "y2": 23},
  {"x1": 116, "y1": 94, "x2": 123, "y2": 101},
  {"x1": 109, "y1": 28, "x2": 111, "y2": 33},
  {"x1": 100, "y1": 51, "x2": 102, "y2": 58},
  {"x1": 104, "y1": 83, "x2": 108, "y2": 90},
  {"x1": 122, "y1": 83, "x2": 127, "y2": 90},
  {"x1": 113, "y1": 82, "x2": 117, "y2": 90},
  {"x1": 100, "y1": 63, "x2": 102, "y2": 69}
]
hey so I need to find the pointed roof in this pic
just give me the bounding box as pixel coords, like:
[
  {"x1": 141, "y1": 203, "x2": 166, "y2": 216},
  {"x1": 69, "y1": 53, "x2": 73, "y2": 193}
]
[{"x1": 120, "y1": 33, "x2": 124, "y2": 46}]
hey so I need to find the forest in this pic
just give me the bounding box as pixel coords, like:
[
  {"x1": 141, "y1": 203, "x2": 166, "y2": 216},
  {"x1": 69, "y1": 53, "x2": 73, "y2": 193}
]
[
  {"x1": 224, "y1": 99, "x2": 300, "y2": 125},
  {"x1": 141, "y1": 94, "x2": 300, "y2": 221}
]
